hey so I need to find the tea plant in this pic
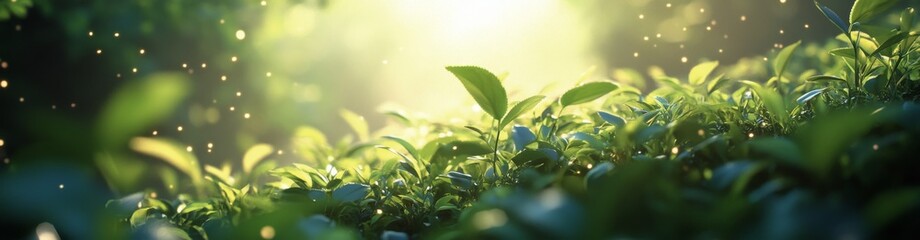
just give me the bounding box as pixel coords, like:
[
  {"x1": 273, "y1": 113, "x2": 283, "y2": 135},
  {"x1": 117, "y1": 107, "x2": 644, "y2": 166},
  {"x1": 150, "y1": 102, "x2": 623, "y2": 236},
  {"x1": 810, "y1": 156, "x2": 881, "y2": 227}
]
[{"x1": 94, "y1": 0, "x2": 920, "y2": 239}]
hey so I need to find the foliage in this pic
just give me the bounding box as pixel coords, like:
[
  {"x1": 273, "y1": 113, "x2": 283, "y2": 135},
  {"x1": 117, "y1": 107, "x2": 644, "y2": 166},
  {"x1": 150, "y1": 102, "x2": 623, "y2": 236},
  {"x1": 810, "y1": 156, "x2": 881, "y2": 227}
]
[{"x1": 2, "y1": 1, "x2": 920, "y2": 239}]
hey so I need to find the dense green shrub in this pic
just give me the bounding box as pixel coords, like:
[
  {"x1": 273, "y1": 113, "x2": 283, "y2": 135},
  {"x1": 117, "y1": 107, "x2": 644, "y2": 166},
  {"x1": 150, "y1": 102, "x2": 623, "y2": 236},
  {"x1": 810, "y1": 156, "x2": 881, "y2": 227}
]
[
  {"x1": 98, "y1": 1, "x2": 920, "y2": 239},
  {"x1": 2, "y1": 0, "x2": 919, "y2": 239}
]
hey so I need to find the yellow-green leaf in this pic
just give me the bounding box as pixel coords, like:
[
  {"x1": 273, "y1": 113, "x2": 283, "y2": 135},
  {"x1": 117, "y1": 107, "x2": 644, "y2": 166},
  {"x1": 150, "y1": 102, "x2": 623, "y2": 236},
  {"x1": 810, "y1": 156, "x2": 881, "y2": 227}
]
[
  {"x1": 340, "y1": 109, "x2": 370, "y2": 142},
  {"x1": 741, "y1": 80, "x2": 788, "y2": 125},
  {"x1": 130, "y1": 137, "x2": 202, "y2": 185},
  {"x1": 689, "y1": 61, "x2": 719, "y2": 85},
  {"x1": 850, "y1": 0, "x2": 898, "y2": 24},
  {"x1": 560, "y1": 82, "x2": 619, "y2": 107},
  {"x1": 97, "y1": 73, "x2": 189, "y2": 150},
  {"x1": 446, "y1": 66, "x2": 508, "y2": 120},
  {"x1": 773, "y1": 41, "x2": 802, "y2": 77},
  {"x1": 242, "y1": 144, "x2": 274, "y2": 174},
  {"x1": 499, "y1": 95, "x2": 544, "y2": 129}
]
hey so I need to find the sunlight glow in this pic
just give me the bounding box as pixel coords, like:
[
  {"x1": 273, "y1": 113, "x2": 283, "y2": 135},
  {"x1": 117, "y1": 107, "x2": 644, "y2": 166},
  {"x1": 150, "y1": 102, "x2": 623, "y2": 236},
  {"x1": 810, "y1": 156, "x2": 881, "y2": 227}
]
[
  {"x1": 36, "y1": 222, "x2": 60, "y2": 240},
  {"x1": 260, "y1": 226, "x2": 275, "y2": 239},
  {"x1": 235, "y1": 30, "x2": 246, "y2": 40}
]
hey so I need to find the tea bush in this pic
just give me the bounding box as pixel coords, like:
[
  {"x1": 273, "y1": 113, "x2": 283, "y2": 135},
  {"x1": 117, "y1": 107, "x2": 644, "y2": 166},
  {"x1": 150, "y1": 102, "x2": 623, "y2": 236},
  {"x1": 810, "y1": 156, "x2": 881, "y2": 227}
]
[{"x1": 5, "y1": 0, "x2": 920, "y2": 239}]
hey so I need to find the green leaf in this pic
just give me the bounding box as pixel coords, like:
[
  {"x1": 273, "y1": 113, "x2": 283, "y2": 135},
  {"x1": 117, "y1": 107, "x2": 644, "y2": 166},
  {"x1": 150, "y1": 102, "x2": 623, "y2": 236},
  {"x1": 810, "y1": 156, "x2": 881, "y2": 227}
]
[
  {"x1": 499, "y1": 95, "x2": 544, "y2": 128},
  {"x1": 773, "y1": 41, "x2": 802, "y2": 77},
  {"x1": 381, "y1": 231, "x2": 410, "y2": 240},
  {"x1": 382, "y1": 136, "x2": 420, "y2": 161},
  {"x1": 796, "y1": 108, "x2": 875, "y2": 179},
  {"x1": 850, "y1": 0, "x2": 898, "y2": 24},
  {"x1": 796, "y1": 88, "x2": 827, "y2": 104},
  {"x1": 634, "y1": 125, "x2": 667, "y2": 143},
  {"x1": 709, "y1": 161, "x2": 761, "y2": 191},
  {"x1": 706, "y1": 74, "x2": 731, "y2": 95},
  {"x1": 204, "y1": 165, "x2": 233, "y2": 185},
  {"x1": 597, "y1": 111, "x2": 626, "y2": 127},
  {"x1": 445, "y1": 171, "x2": 474, "y2": 190},
  {"x1": 340, "y1": 109, "x2": 370, "y2": 142},
  {"x1": 433, "y1": 140, "x2": 493, "y2": 161},
  {"x1": 294, "y1": 126, "x2": 329, "y2": 147},
  {"x1": 829, "y1": 47, "x2": 858, "y2": 59},
  {"x1": 900, "y1": 8, "x2": 916, "y2": 52},
  {"x1": 560, "y1": 82, "x2": 619, "y2": 107},
  {"x1": 807, "y1": 75, "x2": 847, "y2": 83},
  {"x1": 446, "y1": 66, "x2": 508, "y2": 120},
  {"x1": 97, "y1": 73, "x2": 189, "y2": 150},
  {"x1": 585, "y1": 162, "x2": 614, "y2": 188},
  {"x1": 382, "y1": 110, "x2": 412, "y2": 126},
  {"x1": 867, "y1": 188, "x2": 920, "y2": 229},
  {"x1": 213, "y1": 180, "x2": 240, "y2": 205},
  {"x1": 270, "y1": 166, "x2": 313, "y2": 189},
  {"x1": 153, "y1": 226, "x2": 193, "y2": 240},
  {"x1": 326, "y1": 179, "x2": 343, "y2": 189},
  {"x1": 510, "y1": 125, "x2": 536, "y2": 152},
  {"x1": 511, "y1": 149, "x2": 553, "y2": 166},
  {"x1": 815, "y1": 1, "x2": 850, "y2": 34},
  {"x1": 242, "y1": 144, "x2": 274, "y2": 174},
  {"x1": 741, "y1": 80, "x2": 788, "y2": 124},
  {"x1": 748, "y1": 138, "x2": 804, "y2": 165},
  {"x1": 870, "y1": 32, "x2": 907, "y2": 57},
  {"x1": 331, "y1": 183, "x2": 370, "y2": 202},
  {"x1": 130, "y1": 208, "x2": 151, "y2": 227},
  {"x1": 179, "y1": 202, "x2": 211, "y2": 214},
  {"x1": 130, "y1": 137, "x2": 202, "y2": 184},
  {"x1": 689, "y1": 61, "x2": 718, "y2": 85}
]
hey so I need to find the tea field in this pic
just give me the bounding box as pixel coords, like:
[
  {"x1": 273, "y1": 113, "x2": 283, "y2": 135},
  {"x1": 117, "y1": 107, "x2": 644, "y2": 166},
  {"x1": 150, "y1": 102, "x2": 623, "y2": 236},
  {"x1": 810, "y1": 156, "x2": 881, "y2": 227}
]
[{"x1": 1, "y1": 0, "x2": 920, "y2": 239}]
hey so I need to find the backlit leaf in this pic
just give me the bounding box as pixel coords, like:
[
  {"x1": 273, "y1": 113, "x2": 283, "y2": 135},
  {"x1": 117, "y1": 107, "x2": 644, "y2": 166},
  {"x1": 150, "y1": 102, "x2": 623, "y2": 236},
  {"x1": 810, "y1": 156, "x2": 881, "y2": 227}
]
[
  {"x1": 850, "y1": 0, "x2": 898, "y2": 24},
  {"x1": 97, "y1": 73, "x2": 189, "y2": 150},
  {"x1": 773, "y1": 41, "x2": 802, "y2": 77},
  {"x1": 689, "y1": 61, "x2": 718, "y2": 85},
  {"x1": 796, "y1": 88, "x2": 827, "y2": 104},
  {"x1": 446, "y1": 66, "x2": 508, "y2": 120},
  {"x1": 242, "y1": 144, "x2": 274, "y2": 174},
  {"x1": 499, "y1": 95, "x2": 544, "y2": 128},
  {"x1": 560, "y1": 82, "x2": 619, "y2": 107},
  {"x1": 130, "y1": 137, "x2": 202, "y2": 184}
]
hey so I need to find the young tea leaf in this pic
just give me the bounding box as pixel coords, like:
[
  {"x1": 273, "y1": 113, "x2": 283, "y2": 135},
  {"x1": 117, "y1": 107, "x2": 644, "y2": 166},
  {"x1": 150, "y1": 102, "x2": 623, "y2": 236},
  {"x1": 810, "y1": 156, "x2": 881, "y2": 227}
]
[
  {"x1": 446, "y1": 66, "x2": 508, "y2": 120},
  {"x1": 689, "y1": 61, "x2": 719, "y2": 85},
  {"x1": 870, "y1": 32, "x2": 907, "y2": 57},
  {"x1": 741, "y1": 80, "x2": 788, "y2": 124},
  {"x1": 815, "y1": 1, "x2": 850, "y2": 34},
  {"x1": 797, "y1": 88, "x2": 828, "y2": 104},
  {"x1": 340, "y1": 109, "x2": 370, "y2": 142},
  {"x1": 499, "y1": 95, "x2": 544, "y2": 128},
  {"x1": 706, "y1": 74, "x2": 731, "y2": 95},
  {"x1": 560, "y1": 82, "x2": 619, "y2": 107},
  {"x1": 597, "y1": 111, "x2": 626, "y2": 127},
  {"x1": 382, "y1": 136, "x2": 420, "y2": 161},
  {"x1": 130, "y1": 137, "x2": 202, "y2": 184},
  {"x1": 807, "y1": 75, "x2": 847, "y2": 83},
  {"x1": 850, "y1": 0, "x2": 899, "y2": 24},
  {"x1": 774, "y1": 40, "x2": 802, "y2": 77},
  {"x1": 242, "y1": 144, "x2": 274, "y2": 174}
]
